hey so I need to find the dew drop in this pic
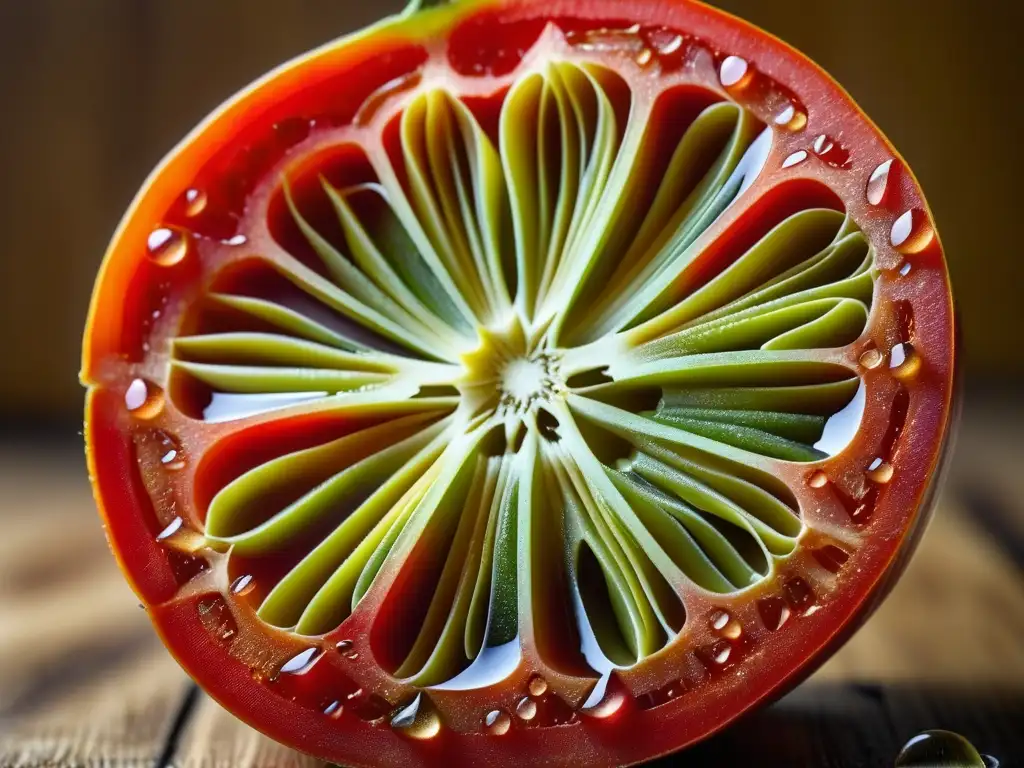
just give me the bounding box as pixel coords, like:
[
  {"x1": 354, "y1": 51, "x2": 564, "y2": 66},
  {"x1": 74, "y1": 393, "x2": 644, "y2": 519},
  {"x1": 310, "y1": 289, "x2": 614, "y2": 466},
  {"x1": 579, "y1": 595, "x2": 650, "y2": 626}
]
[
  {"x1": 710, "y1": 641, "x2": 732, "y2": 665},
  {"x1": 147, "y1": 227, "x2": 190, "y2": 266},
  {"x1": 485, "y1": 709, "x2": 512, "y2": 735},
  {"x1": 124, "y1": 379, "x2": 164, "y2": 419},
  {"x1": 814, "y1": 380, "x2": 866, "y2": 457},
  {"x1": 782, "y1": 150, "x2": 808, "y2": 168},
  {"x1": 125, "y1": 378, "x2": 147, "y2": 411},
  {"x1": 516, "y1": 697, "x2": 538, "y2": 721},
  {"x1": 719, "y1": 55, "x2": 750, "y2": 87},
  {"x1": 890, "y1": 342, "x2": 921, "y2": 380},
  {"x1": 758, "y1": 596, "x2": 792, "y2": 631},
  {"x1": 580, "y1": 674, "x2": 627, "y2": 719},
  {"x1": 183, "y1": 189, "x2": 208, "y2": 218},
  {"x1": 808, "y1": 471, "x2": 829, "y2": 489},
  {"x1": 649, "y1": 30, "x2": 684, "y2": 56},
  {"x1": 890, "y1": 209, "x2": 935, "y2": 253},
  {"x1": 723, "y1": 620, "x2": 743, "y2": 640},
  {"x1": 336, "y1": 639, "x2": 360, "y2": 660},
  {"x1": 156, "y1": 516, "x2": 184, "y2": 541},
  {"x1": 774, "y1": 103, "x2": 808, "y2": 131},
  {"x1": 528, "y1": 675, "x2": 549, "y2": 697},
  {"x1": 154, "y1": 430, "x2": 186, "y2": 470},
  {"x1": 895, "y1": 730, "x2": 988, "y2": 767},
  {"x1": 865, "y1": 457, "x2": 894, "y2": 484},
  {"x1": 859, "y1": 348, "x2": 884, "y2": 370},
  {"x1": 390, "y1": 693, "x2": 441, "y2": 740},
  {"x1": 812, "y1": 134, "x2": 851, "y2": 168},
  {"x1": 230, "y1": 574, "x2": 255, "y2": 596},
  {"x1": 866, "y1": 159, "x2": 894, "y2": 206},
  {"x1": 280, "y1": 648, "x2": 321, "y2": 675}
]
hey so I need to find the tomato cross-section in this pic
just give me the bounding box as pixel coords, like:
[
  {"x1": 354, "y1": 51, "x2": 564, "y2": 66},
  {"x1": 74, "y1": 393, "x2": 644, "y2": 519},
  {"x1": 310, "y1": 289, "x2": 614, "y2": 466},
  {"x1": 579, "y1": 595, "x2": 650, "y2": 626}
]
[{"x1": 82, "y1": 1, "x2": 957, "y2": 766}]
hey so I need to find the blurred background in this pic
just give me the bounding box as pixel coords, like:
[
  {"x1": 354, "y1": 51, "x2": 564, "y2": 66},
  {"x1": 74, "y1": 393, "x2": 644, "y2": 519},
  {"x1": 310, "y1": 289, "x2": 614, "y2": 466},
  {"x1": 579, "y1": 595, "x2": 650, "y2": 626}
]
[{"x1": 0, "y1": 1, "x2": 1021, "y2": 766}]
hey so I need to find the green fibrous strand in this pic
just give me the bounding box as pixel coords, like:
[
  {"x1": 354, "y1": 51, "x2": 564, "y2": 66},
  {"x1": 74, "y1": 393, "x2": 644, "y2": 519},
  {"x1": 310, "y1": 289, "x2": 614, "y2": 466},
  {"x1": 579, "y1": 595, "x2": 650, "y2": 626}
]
[{"x1": 178, "y1": 50, "x2": 874, "y2": 688}]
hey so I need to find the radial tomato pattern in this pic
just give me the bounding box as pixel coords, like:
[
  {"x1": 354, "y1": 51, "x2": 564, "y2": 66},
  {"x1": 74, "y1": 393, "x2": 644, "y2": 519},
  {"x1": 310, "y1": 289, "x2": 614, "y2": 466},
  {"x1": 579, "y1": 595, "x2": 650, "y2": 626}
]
[{"x1": 81, "y1": 0, "x2": 956, "y2": 766}]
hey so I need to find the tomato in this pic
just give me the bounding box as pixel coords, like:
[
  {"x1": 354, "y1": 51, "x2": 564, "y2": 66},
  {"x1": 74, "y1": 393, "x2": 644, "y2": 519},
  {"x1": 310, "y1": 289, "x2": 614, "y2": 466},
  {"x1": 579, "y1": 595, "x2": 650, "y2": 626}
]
[{"x1": 82, "y1": 0, "x2": 956, "y2": 766}]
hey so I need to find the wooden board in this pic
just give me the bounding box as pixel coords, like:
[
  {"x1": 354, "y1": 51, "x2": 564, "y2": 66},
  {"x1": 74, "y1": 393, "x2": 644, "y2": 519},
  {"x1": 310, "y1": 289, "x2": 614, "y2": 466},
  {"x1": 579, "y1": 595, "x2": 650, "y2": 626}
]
[{"x1": 0, "y1": 428, "x2": 1022, "y2": 767}]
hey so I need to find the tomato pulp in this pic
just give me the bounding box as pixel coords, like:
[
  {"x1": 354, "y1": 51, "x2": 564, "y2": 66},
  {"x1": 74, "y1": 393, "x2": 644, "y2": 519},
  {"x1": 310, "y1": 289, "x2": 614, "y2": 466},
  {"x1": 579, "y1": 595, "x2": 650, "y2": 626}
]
[{"x1": 82, "y1": 1, "x2": 956, "y2": 766}]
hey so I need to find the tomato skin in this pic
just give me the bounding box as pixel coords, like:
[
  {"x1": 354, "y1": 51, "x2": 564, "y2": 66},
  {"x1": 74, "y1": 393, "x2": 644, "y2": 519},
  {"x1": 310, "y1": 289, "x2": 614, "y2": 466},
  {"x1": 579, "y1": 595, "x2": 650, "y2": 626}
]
[{"x1": 82, "y1": 0, "x2": 956, "y2": 766}]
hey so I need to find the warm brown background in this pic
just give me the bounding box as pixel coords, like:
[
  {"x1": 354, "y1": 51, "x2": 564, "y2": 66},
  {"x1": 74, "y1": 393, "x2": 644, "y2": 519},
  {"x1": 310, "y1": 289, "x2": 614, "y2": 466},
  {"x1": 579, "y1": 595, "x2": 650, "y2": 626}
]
[{"x1": 0, "y1": 0, "x2": 1021, "y2": 426}]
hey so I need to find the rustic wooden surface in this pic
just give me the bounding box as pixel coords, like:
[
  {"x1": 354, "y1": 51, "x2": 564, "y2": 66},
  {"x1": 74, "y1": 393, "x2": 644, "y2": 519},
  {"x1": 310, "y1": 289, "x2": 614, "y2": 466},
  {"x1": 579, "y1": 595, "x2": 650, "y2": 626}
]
[{"x1": 1, "y1": 397, "x2": 1022, "y2": 767}]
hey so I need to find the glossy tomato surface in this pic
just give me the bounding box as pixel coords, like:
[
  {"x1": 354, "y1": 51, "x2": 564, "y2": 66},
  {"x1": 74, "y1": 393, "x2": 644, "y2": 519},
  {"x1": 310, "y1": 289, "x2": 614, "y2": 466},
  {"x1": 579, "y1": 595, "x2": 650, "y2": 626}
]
[{"x1": 83, "y1": 1, "x2": 956, "y2": 766}]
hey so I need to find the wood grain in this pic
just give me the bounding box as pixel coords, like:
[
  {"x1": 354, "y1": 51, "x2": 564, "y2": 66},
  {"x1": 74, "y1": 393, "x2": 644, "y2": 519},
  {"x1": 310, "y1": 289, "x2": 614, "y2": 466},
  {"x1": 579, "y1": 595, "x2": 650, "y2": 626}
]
[{"x1": 0, "y1": 427, "x2": 1022, "y2": 767}]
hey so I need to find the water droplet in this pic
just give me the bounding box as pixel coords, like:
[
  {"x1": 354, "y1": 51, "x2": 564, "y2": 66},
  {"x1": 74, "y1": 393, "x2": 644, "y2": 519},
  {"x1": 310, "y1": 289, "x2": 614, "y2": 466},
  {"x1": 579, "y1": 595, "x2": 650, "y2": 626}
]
[
  {"x1": 808, "y1": 471, "x2": 829, "y2": 489},
  {"x1": 230, "y1": 574, "x2": 255, "y2": 596},
  {"x1": 528, "y1": 675, "x2": 549, "y2": 697},
  {"x1": 866, "y1": 159, "x2": 894, "y2": 206},
  {"x1": 485, "y1": 709, "x2": 512, "y2": 735},
  {"x1": 890, "y1": 342, "x2": 921, "y2": 380},
  {"x1": 567, "y1": 24, "x2": 644, "y2": 54},
  {"x1": 710, "y1": 611, "x2": 742, "y2": 640},
  {"x1": 774, "y1": 103, "x2": 808, "y2": 131},
  {"x1": 814, "y1": 380, "x2": 866, "y2": 457},
  {"x1": 147, "y1": 227, "x2": 190, "y2": 267},
  {"x1": 859, "y1": 348, "x2": 884, "y2": 370},
  {"x1": 154, "y1": 430, "x2": 186, "y2": 470},
  {"x1": 649, "y1": 30, "x2": 684, "y2": 56},
  {"x1": 516, "y1": 697, "x2": 537, "y2": 721},
  {"x1": 783, "y1": 577, "x2": 817, "y2": 615},
  {"x1": 390, "y1": 693, "x2": 441, "y2": 740},
  {"x1": 124, "y1": 379, "x2": 164, "y2": 419},
  {"x1": 899, "y1": 261, "x2": 913, "y2": 277},
  {"x1": 336, "y1": 639, "x2": 360, "y2": 660},
  {"x1": 866, "y1": 457, "x2": 894, "y2": 484},
  {"x1": 895, "y1": 730, "x2": 988, "y2": 767},
  {"x1": 890, "y1": 209, "x2": 935, "y2": 254},
  {"x1": 323, "y1": 700, "x2": 342, "y2": 718},
  {"x1": 156, "y1": 517, "x2": 184, "y2": 541},
  {"x1": 184, "y1": 189, "x2": 208, "y2": 218},
  {"x1": 719, "y1": 55, "x2": 750, "y2": 87},
  {"x1": 758, "y1": 596, "x2": 792, "y2": 630},
  {"x1": 280, "y1": 648, "x2": 321, "y2": 675},
  {"x1": 812, "y1": 134, "x2": 852, "y2": 168},
  {"x1": 580, "y1": 674, "x2": 627, "y2": 719},
  {"x1": 782, "y1": 150, "x2": 808, "y2": 168},
  {"x1": 710, "y1": 640, "x2": 732, "y2": 665}
]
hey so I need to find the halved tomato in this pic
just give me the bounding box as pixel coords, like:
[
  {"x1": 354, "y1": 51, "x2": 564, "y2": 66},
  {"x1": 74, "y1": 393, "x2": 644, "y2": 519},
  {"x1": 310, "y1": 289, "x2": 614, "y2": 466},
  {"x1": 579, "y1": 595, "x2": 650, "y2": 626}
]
[{"x1": 82, "y1": 0, "x2": 957, "y2": 765}]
